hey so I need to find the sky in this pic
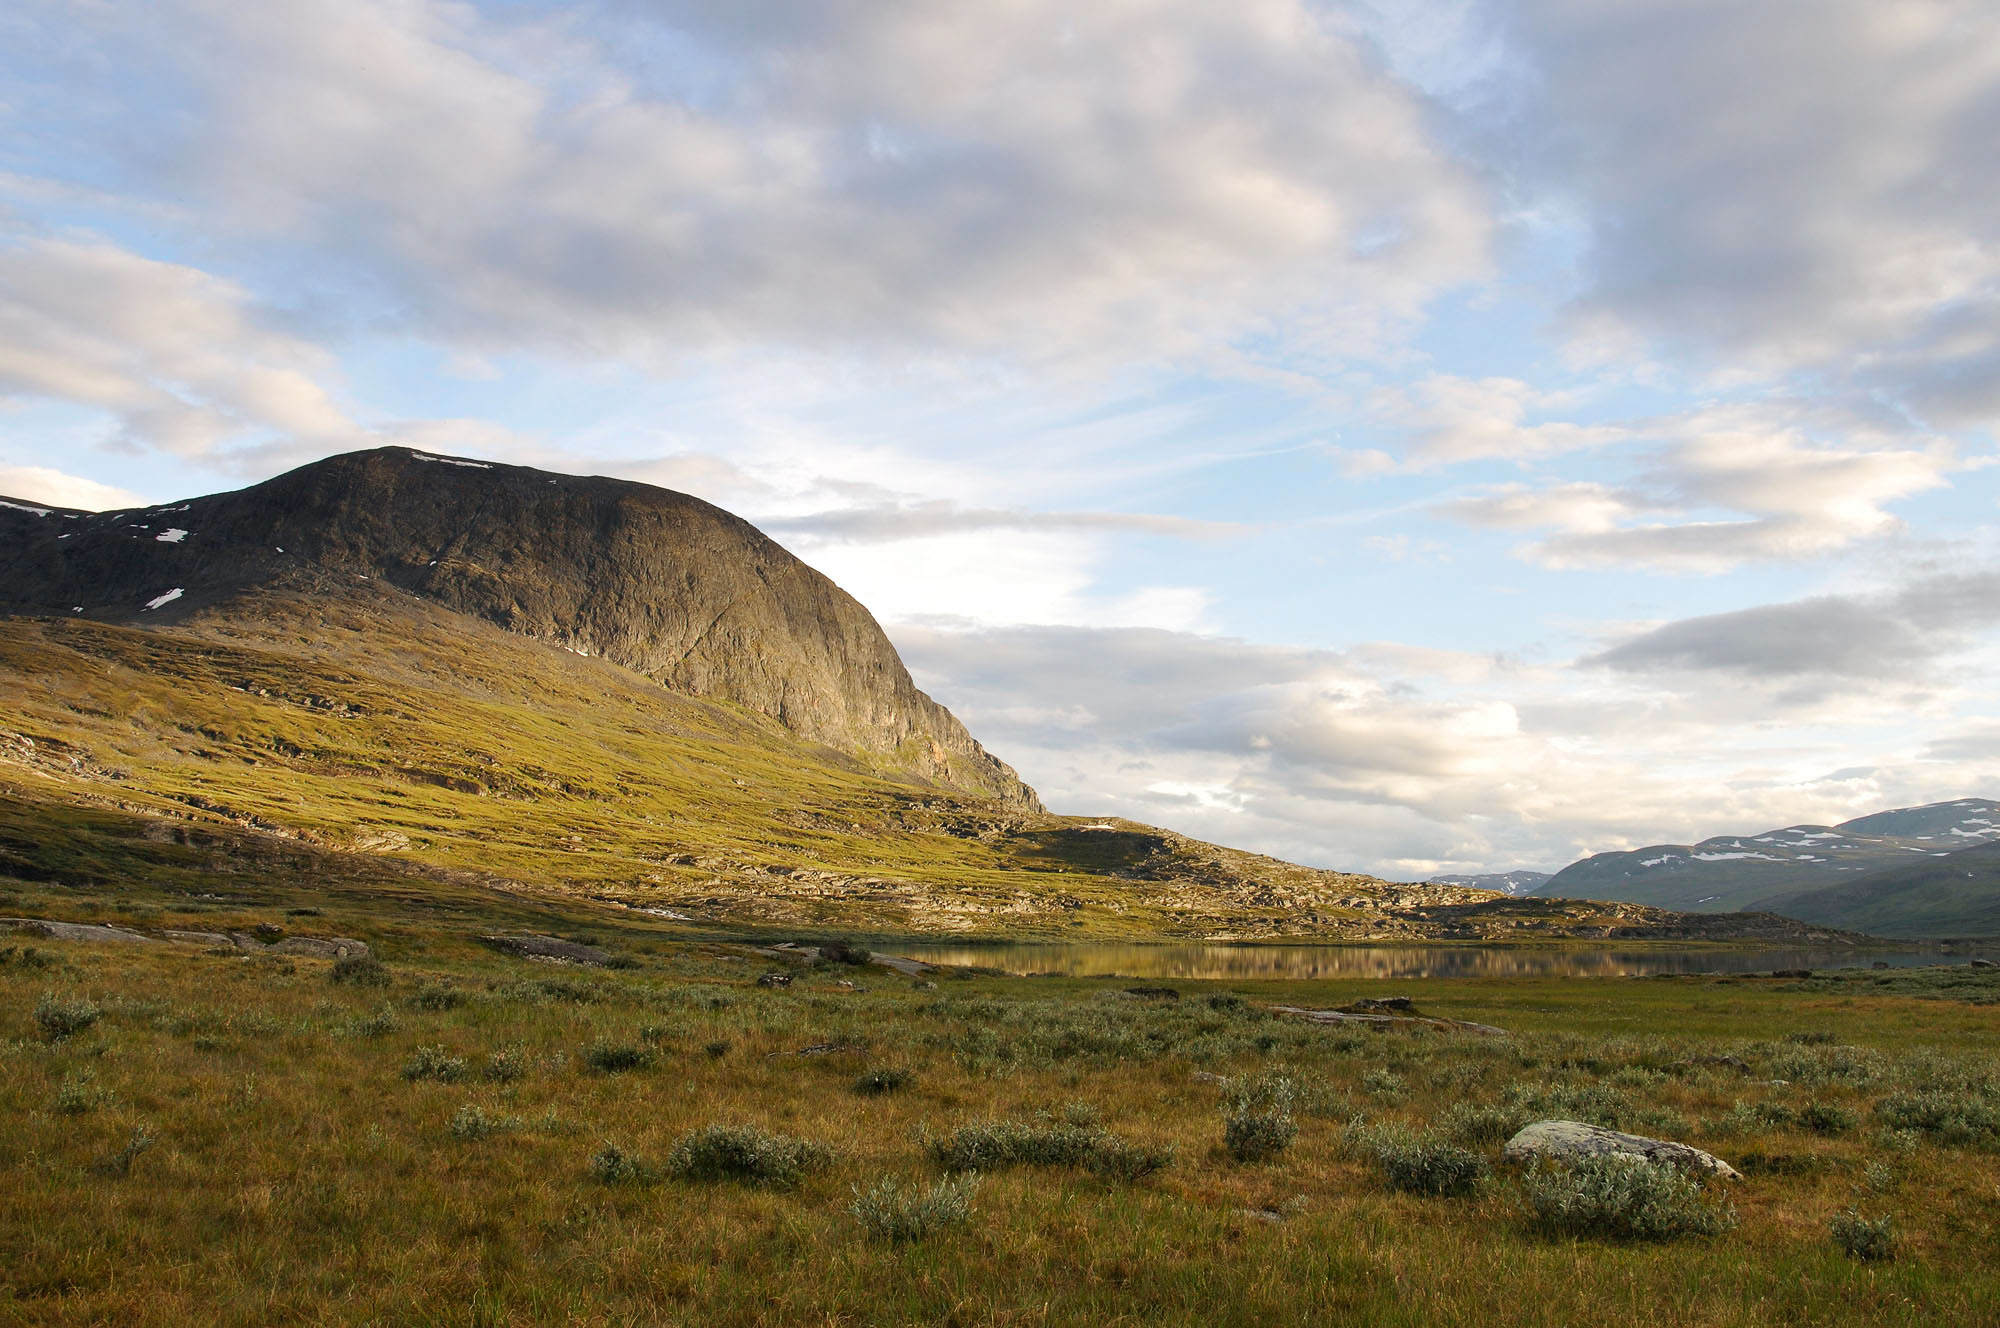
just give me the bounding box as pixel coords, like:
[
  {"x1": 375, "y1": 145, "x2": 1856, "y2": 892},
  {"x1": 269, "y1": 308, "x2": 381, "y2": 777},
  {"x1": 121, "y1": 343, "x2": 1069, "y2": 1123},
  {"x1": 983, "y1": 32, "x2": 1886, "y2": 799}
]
[{"x1": 3, "y1": 0, "x2": 1998, "y2": 879}]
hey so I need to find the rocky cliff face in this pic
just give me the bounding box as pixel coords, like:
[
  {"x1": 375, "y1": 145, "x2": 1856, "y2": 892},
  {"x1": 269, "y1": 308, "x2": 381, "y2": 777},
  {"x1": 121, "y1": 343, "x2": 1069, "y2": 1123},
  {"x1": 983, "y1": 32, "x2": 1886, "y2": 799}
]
[{"x1": 0, "y1": 447, "x2": 1038, "y2": 808}]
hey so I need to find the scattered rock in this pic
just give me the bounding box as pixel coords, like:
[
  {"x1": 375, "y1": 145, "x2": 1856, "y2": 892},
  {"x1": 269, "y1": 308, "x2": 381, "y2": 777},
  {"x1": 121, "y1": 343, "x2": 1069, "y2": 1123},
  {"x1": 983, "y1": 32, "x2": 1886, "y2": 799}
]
[
  {"x1": 1502, "y1": 1120, "x2": 1742, "y2": 1181},
  {"x1": 1, "y1": 918, "x2": 159, "y2": 945},
  {"x1": 481, "y1": 934, "x2": 612, "y2": 966},
  {"x1": 1191, "y1": 1070, "x2": 1230, "y2": 1086},
  {"x1": 755, "y1": 972, "x2": 793, "y2": 988},
  {"x1": 1971, "y1": 959, "x2": 1996, "y2": 969},
  {"x1": 1125, "y1": 986, "x2": 1180, "y2": 1000},
  {"x1": 911, "y1": 979, "x2": 938, "y2": 991}
]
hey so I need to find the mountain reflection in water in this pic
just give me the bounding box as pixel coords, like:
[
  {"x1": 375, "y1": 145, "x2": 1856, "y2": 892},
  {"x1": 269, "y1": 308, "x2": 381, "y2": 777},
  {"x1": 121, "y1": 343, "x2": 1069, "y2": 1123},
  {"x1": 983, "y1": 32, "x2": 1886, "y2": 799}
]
[{"x1": 887, "y1": 943, "x2": 1952, "y2": 981}]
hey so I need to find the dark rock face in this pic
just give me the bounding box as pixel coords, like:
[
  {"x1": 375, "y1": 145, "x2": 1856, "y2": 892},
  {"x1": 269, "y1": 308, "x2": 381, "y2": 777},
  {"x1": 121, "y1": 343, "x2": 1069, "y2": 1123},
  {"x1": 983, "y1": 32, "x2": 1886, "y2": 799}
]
[{"x1": 0, "y1": 447, "x2": 1038, "y2": 808}]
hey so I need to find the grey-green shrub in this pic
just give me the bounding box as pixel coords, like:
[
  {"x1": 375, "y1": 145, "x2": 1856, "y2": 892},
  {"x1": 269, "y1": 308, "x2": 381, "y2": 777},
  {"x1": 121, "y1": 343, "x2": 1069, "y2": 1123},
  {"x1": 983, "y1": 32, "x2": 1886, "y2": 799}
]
[
  {"x1": 34, "y1": 992, "x2": 101, "y2": 1041},
  {"x1": 1518, "y1": 1157, "x2": 1736, "y2": 1241},
  {"x1": 666, "y1": 1124, "x2": 834, "y2": 1189},
  {"x1": 52, "y1": 1069, "x2": 109, "y2": 1116},
  {"x1": 449, "y1": 1103, "x2": 519, "y2": 1141},
  {"x1": 852, "y1": 1066, "x2": 915, "y2": 1095},
  {"x1": 1374, "y1": 1138, "x2": 1490, "y2": 1198},
  {"x1": 329, "y1": 955, "x2": 389, "y2": 987},
  {"x1": 850, "y1": 1175, "x2": 978, "y2": 1243},
  {"x1": 581, "y1": 1041, "x2": 655, "y2": 1074},
  {"x1": 1830, "y1": 1210, "x2": 1896, "y2": 1261},
  {"x1": 1875, "y1": 1089, "x2": 2000, "y2": 1145},
  {"x1": 589, "y1": 1142, "x2": 653, "y2": 1185},
  {"x1": 402, "y1": 1044, "x2": 468, "y2": 1083},
  {"x1": 929, "y1": 1105, "x2": 1171, "y2": 1179},
  {"x1": 1223, "y1": 1074, "x2": 1297, "y2": 1163}
]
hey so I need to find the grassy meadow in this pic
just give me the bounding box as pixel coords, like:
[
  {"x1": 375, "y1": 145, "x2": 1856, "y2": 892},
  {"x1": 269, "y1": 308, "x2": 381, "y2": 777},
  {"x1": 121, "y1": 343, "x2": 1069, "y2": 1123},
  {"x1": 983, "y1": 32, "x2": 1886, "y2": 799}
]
[{"x1": 4, "y1": 871, "x2": 2000, "y2": 1325}]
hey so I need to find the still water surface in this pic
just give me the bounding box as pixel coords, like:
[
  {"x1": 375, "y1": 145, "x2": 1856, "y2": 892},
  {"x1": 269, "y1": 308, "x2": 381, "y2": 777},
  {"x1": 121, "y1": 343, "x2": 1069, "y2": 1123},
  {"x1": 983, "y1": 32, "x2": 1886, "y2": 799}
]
[{"x1": 887, "y1": 942, "x2": 1973, "y2": 982}]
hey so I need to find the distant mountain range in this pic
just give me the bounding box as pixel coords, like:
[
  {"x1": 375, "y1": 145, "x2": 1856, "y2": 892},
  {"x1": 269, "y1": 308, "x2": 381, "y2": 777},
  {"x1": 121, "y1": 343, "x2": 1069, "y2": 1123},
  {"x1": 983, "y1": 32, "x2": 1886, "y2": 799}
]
[
  {"x1": 1426, "y1": 870, "x2": 1551, "y2": 896},
  {"x1": 1524, "y1": 799, "x2": 2000, "y2": 937}
]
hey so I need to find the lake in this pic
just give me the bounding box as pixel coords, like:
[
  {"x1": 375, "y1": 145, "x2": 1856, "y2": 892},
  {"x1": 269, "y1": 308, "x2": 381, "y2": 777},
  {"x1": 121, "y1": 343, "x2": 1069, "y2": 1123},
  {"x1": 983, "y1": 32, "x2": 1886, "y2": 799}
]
[{"x1": 885, "y1": 941, "x2": 1977, "y2": 981}]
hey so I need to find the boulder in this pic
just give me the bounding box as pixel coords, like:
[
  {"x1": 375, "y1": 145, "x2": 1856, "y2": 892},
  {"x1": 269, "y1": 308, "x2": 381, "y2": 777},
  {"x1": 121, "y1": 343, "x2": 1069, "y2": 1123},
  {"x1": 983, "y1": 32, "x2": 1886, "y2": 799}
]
[
  {"x1": 1503, "y1": 1120, "x2": 1741, "y2": 1181},
  {"x1": 1971, "y1": 959, "x2": 1996, "y2": 969},
  {"x1": 1, "y1": 918, "x2": 158, "y2": 945},
  {"x1": 482, "y1": 934, "x2": 612, "y2": 966}
]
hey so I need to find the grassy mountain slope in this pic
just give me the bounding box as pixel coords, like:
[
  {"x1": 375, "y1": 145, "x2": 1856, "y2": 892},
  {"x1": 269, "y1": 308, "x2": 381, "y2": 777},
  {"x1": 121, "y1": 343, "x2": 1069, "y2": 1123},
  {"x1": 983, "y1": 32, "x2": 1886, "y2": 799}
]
[
  {"x1": 0, "y1": 590, "x2": 1853, "y2": 943},
  {"x1": 1747, "y1": 841, "x2": 2000, "y2": 939}
]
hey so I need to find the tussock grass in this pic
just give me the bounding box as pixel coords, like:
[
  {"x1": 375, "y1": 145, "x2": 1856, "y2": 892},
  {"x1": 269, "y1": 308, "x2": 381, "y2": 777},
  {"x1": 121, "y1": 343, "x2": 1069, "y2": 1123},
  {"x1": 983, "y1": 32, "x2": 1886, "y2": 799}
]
[{"x1": 5, "y1": 917, "x2": 2000, "y2": 1324}]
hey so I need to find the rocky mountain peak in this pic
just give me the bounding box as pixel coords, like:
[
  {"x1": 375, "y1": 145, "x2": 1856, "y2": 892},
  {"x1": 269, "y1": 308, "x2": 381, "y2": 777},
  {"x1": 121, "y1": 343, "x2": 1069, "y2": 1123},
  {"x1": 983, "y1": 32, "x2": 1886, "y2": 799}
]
[{"x1": 0, "y1": 446, "x2": 1039, "y2": 809}]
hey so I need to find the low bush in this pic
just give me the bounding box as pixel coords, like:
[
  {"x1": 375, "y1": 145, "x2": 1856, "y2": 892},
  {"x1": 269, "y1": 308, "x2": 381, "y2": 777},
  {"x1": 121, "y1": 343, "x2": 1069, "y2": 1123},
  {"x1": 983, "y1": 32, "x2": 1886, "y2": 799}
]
[
  {"x1": 1874, "y1": 1089, "x2": 2000, "y2": 1145},
  {"x1": 817, "y1": 940, "x2": 872, "y2": 966},
  {"x1": 1799, "y1": 1101, "x2": 1858, "y2": 1136},
  {"x1": 404, "y1": 982, "x2": 465, "y2": 1012},
  {"x1": 329, "y1": 955, "x2": 389, "y2": 988},
  {"x1": 1830, "y1": 1210, "x2": 1896, "y2": 1261},
  {"x1": 581, "y1": 1041, "x2": 656, "y2": 1074},
  {"x1": 1518, "y1": 1157, "x2": 1737, "y2": 1241},
  {"x1": 852, "y1": 1066, "x2": 915, "y2": 1095},
  {"x1": 52, "y1": 1069, "x2": 109, "y2": 1116},
  {"x1": 1223, "y1": 1074, "x2": 1298, "y2": 1163},
  {"x1": 483, "y1": 1048, "x2": 528, "y2": 1083},
  {"x1": 1439, "y1": 1101, "x2": 1517, "y2": 1147},
  {"x1": 449, "y1": 1103, "x2": 519, "y2": 1141},
  {"x1": 666, "y1": 1124, "x2": 834, "y2": 1189},
  {"x1": 704, "y1": 1039, "x2": 733, "y2": 1059},
  {"x1": 0, "y1": 944, "x2": 54, "y2": 970},
  {"x1": 339, "y1": 1007, "x2": 399, "y2": 1038},
  {"x1": 1374, "y1": 1138, "x2": 1491, "y2": 1198},
  {"x1": 402, "y1": 1044, "x2": 468, "y2": 1083},
  {"x1": 850, "y1": 1175, "x2": 979, "y2": 1243},
  {"x1": 34, "y1": 992, "x2": 101, "y2": 1041},
  {"x1": 930, "y1": 1104, "x2": 1173, "y2": 1179},
  {"x1": 589, "y1": 1142, "x2": 654, "y2": 1186}
]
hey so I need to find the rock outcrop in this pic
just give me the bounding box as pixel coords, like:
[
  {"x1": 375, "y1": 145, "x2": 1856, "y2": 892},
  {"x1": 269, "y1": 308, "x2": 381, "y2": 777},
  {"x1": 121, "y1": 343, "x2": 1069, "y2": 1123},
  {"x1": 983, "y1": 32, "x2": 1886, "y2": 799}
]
[
  {"x1": 1502, "y1": 1120, "x2": 1742, "y2": 1180},
  {"x1": 0, "y1": 447, "x2": 1037, "y2": 808}
]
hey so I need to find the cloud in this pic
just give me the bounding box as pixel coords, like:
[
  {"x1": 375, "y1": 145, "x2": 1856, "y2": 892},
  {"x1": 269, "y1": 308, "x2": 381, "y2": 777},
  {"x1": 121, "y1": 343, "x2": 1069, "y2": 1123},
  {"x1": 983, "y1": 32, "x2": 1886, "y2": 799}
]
[
  {"x1": 1498, "y1": 0, "x2": 2000, "y2": 417},
  {"x1": 1442, "y1": 404, "x2": 1958, "y2": 570},
  {"x1": 0, "y1": 235, "x2": 363, "y2": 459},
  {"x1": 1371, "y1": 374, "x2": 1624, "y2": 465},
  {"x1": 0, "y1": 463, "x2": 148, "y2": 511},
  {"x1": 761, "y1": 501, "x2": 1245, "y2": 543},
  {"x1": 17, "y1": 0, "x2": 1490, "y2": 369},
  {"x1": 1587, "y1": 571, "x2": 2000, "y2": 679},
  {"x1": 895, "y1": 614, "x2": 2000, "y2": 875}
]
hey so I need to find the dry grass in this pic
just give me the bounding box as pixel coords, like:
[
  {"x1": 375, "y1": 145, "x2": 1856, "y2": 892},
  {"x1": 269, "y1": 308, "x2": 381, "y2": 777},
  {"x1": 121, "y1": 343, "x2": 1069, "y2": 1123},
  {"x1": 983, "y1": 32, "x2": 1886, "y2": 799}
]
[{"x1": 3, "y1": 914, "x2": 1999, "y2": 1326}]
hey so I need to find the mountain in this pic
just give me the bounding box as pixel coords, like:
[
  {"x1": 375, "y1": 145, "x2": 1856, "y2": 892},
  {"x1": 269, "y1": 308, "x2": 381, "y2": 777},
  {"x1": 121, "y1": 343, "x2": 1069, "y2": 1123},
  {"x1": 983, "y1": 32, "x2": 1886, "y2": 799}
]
[
  {"x1": 0, "y1": 447, "x2": 1866, "y2": 943},
  {"x1": 1747, "y1": 840, "x2": 2000, "y2": 939},
  {"x1": 0, "y1": 446, "x2": 1034, "y2": 809},
  {"x1": 1427, "y1": 870, "x2": 1551, "y2": 896},
  {"x1": 1535, "y1": 799, "x2": 2000, "y2": 920}
]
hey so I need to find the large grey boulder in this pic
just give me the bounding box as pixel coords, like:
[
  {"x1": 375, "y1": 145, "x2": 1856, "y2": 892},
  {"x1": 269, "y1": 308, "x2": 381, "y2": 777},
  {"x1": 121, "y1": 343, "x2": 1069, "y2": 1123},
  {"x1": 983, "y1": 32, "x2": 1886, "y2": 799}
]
[
  {"x1": 1, "y1": 918, "x2": 158, "y2": 945},
  {"x1": 483, "y1": 933, "x2": 612, "y2": 966},
  {"x1": 1503, "y1": 1120, "x2": 1742, "y2": 1181}
]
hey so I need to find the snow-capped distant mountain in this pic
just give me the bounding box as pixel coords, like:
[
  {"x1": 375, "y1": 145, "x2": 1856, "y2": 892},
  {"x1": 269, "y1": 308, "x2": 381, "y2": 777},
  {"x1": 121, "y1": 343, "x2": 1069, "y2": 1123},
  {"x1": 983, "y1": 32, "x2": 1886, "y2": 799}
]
[
  {"x1": 1427, "y1": 870, "x2": 1552, "y2": 896},
  {"x1": 1535, "y1": 798, "x2": 2000, "y2": 913}
]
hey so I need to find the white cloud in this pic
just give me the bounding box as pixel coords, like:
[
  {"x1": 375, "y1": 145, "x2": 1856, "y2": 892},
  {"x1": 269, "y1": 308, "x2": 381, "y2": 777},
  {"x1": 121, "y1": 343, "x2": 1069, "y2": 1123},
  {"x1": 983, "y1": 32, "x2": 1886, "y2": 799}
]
[
  {"x1": 1371, "y1": 374, "x2": 1624, "y2": 465},
  {"x1": 0, "y1": 463, "x2": 148, "y2": 511},
  {"x1": 0, "y1": 235, "x2": 363, "y2": 459},
  {"x1": 18, "y1": 0, "x2": 1490, "y2": 371},
  {"x1": 1443, "y1": 405, "x2": 1958, "y2": 571}
]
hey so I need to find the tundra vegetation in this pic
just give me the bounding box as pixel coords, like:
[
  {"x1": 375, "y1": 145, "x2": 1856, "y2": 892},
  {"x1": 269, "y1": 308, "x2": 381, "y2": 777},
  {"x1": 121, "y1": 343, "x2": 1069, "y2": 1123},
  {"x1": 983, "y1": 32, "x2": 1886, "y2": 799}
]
[{"x1": 3, "y1": 867, "x2": 1999, "y2": 1325}]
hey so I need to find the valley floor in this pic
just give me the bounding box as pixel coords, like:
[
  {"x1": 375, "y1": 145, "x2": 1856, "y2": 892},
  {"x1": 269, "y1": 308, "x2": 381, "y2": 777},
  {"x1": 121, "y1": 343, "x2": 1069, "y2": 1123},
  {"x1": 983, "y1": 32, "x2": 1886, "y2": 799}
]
[{"x1": 3, "y1": 871, "x2": 1999, "y2": 1326}]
